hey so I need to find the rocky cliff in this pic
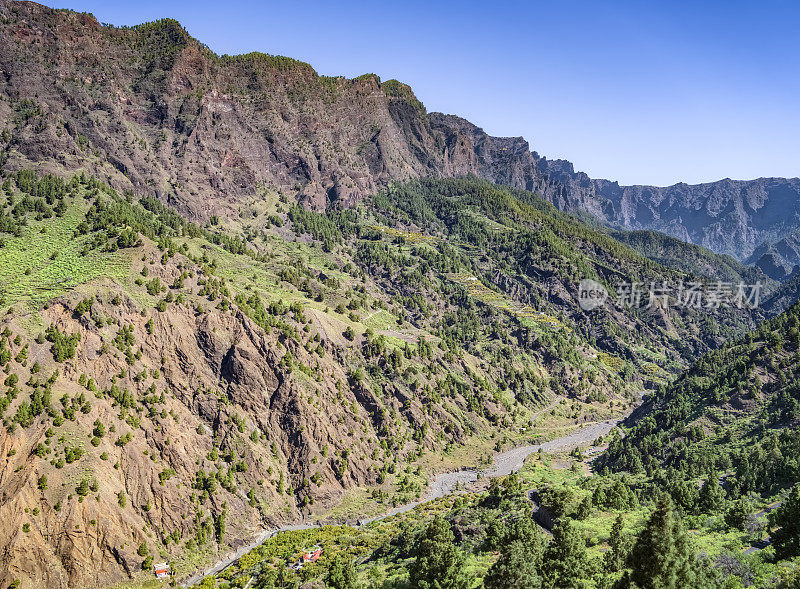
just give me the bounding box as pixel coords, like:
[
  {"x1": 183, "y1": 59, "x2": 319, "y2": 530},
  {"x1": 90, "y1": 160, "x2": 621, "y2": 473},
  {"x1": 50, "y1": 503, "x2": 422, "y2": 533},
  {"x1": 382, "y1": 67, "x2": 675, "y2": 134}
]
[
  {"x1": 0, "y1": 1, "x2": 553, "y2": 220},
  {"x1": 2, "y1": 0, "x2": 798, "y2": 277}
]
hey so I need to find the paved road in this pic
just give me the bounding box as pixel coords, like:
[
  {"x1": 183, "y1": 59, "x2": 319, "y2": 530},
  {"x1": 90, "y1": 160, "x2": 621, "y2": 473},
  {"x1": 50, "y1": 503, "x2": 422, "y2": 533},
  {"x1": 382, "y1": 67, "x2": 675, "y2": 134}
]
[
  {"x1": 743, "y1": 538, "x2": 772, "y2": 555},
  {"x1": 183, "y1": 415, "x2": 623, "y2": 586},
  {"x1": 742, "y1": 501, "x2": 782, "y2": 554},
  {"x1": 753, "y1": 501, "x2": 782, "y2": 518}
]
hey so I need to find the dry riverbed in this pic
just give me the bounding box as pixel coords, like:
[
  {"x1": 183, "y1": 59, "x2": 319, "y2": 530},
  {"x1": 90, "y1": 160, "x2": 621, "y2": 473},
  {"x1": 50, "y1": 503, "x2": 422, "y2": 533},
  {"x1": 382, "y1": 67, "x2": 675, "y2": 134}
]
[{"x1": 183, "y1": 416, "x2": 623, "y2": 586}]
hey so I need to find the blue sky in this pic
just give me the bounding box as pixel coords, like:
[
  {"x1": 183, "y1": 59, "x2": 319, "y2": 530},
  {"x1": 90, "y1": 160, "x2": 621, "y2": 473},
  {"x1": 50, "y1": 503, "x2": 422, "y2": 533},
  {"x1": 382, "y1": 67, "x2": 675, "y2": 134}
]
[{"x1": 45, "y1": 0, "x2": 799, "y2": 186}]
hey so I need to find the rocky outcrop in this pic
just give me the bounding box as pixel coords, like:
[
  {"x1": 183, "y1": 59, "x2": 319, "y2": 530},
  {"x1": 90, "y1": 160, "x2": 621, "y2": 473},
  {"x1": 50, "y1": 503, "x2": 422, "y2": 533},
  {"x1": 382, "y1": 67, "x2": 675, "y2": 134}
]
[
  {"x1": 0, "y1": 1, "x2": 551, "y2": 221},
  {"x1": 0, "y1": 290, "x2": 500, "y2": 588}
]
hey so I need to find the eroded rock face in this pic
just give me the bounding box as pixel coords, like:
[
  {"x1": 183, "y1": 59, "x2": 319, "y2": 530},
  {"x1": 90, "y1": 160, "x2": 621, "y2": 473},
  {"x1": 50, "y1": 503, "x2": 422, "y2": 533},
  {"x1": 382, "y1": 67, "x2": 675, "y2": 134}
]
[
  {"x1": 0, "y1": 231, "x2": 509, "y2": 589},
  {"x1": 0, "y1": 1, "x2": 556, "y2": 222},
  {"x1": 0, "y1": 297, "x2": 368, "y2": 588}
]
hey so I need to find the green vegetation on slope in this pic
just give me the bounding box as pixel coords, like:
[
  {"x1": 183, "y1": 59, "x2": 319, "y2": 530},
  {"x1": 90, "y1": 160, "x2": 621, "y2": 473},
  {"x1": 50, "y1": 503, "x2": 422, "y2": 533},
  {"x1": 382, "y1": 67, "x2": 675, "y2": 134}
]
[
  {"x1": 200, "y1": 447, "x2": 800, "y2": 589},
  {"x1": 1, "y1": 170, "x2": 633, "y2": 589},
  {"x1": 599, "y1": 300, "x2": 800, "y2": 497},
  {"x1": 0, "y1": 170, "x2": 781, "y2": 589},
  {"x1": 611, "y1": 229, "x2": 774, "y2": 293}
]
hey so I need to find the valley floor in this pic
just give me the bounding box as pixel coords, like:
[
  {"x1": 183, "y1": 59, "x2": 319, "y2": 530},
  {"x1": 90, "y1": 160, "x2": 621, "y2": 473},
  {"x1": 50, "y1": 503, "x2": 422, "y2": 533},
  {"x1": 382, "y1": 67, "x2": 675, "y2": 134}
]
[{"x1": 181, "y1": 412, "x2": 627, "y2": 587}]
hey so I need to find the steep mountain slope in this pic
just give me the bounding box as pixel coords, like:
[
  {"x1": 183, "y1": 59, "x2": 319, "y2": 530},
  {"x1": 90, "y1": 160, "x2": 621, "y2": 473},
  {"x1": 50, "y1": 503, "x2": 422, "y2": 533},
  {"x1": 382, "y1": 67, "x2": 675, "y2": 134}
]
[
  {"x1": 599, "y1": 300, "x2": 800, "y2": 499},
  {"x1": 762, "y1": 270, "x2": 800, "y2": 316},
  {"x1": 360, "y1": 178, "x2": 760, "y2": 369},
  {"x1": 0, "y1": 167, "x2": 761, "y2": 589},
  {"x1": 0, "y1": 172, "x2": 548, "y2": 589},
  {"x1": 0, "y1": 0, "x2": 556, "y2": 219},
  {"x1": 608, "y1": 229, "x2": 773, "y2": 289},
  {"x1": 746, "y1": 228, "x2": 800, "y2": 280}
]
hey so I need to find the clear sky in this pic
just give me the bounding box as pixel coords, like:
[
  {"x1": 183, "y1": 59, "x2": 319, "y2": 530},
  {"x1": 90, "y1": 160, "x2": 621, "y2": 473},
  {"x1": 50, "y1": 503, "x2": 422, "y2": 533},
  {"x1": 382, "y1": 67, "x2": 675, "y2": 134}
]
[{"x1": 43, "y1": 0, "x2": 799, "y2": 186}]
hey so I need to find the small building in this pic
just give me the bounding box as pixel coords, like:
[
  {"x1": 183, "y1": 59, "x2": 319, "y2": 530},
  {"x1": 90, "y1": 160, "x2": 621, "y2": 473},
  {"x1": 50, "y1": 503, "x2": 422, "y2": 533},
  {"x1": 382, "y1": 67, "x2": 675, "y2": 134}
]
[
  {"x1": 301, "y1": 545, "x2": 323, "y2": 564},
  {"x1": 153, "y1": 562, "x2": 170, "y2": 579},
  {"x1": 288, "y1": 545, "x2": 324, "y2": 570}
]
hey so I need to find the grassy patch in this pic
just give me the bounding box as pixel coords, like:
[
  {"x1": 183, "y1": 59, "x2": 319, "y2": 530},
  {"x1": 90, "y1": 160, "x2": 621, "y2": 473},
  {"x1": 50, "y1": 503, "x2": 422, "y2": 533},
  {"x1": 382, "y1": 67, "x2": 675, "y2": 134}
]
[{"x1": 0, "y1": 203, "x2": 130, "y2": 311}]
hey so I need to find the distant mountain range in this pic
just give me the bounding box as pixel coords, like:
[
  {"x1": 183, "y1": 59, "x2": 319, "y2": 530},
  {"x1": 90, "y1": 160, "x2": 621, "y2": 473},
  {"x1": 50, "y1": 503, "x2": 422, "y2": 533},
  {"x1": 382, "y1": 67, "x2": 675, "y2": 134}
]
[{"x1": 534, "y1": 159, "x2": 800, "y2": 280}]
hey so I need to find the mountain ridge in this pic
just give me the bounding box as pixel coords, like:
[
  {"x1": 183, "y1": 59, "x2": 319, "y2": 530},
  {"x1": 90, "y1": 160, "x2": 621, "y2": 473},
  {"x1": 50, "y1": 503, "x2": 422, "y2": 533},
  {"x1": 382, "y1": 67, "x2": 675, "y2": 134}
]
[
  {"x1": 3, "y1": 0, "x2": 798, "y2": 279},
  {"x1": 535, "y1": 157, "x2": 800, "y2": 271},
  {"x1": 0, "y1": 1, "x2": 553, "y2": 218}
]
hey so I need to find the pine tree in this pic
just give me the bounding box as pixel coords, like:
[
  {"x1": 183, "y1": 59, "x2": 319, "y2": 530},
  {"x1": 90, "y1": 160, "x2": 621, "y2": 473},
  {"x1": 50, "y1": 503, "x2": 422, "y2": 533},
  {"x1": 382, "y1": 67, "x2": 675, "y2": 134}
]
[
  {"x1": 770, "y1": 484, "x2": 800, "y2": 560},
  {"x1": 542, "y1": 519, "x2": 589, "y2": 589},
  {"x1": 507, "y1": 515, "x2": 545, "y2": 553},
  {"x1": 409, "y1": 515, "x2": 470, "y2": 589},
  {"x1": 698, "y1": 472, "x2": 725, "y2": 514},
  {"x1": 724, "y1": 497, "x2": 752, "y2": 531},
  {"x1": 605, "y1": 515, "x2": 628, "y2": 573},
  {"x1": 617, "y1": 494, "x2": 717, "y2": 589},
  {"x1": 75, "y1": 478, "x2": 89, "y2": 497},
  {"x1": 485, "y1": 540, "x2": 543, "y2": 589},
  {"x1": 483, "y1": 518, "x2": 508, "y2": 552},
  {"x1": 214, "y1": 503, "x2": 227, "y2": 544}
]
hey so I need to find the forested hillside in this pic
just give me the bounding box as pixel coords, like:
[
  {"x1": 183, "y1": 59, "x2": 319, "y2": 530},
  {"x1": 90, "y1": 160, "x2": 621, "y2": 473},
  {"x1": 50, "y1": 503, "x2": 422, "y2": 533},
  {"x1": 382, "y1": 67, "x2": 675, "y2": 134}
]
[
  {"x1": 0, "y1": 171, "x2": 559, "y2": 587},
  {"x1": 599, "y1": 301, "x2": 800, "y2": 496},
  {"x1": 610, "y1": 229, "x2": 773, "y2": 291},
  {"x1": 0, "y1": 2, "x2": 798, "y2": 588},
  {"x1": 197, "y1": 296, "x2": 800, "y2": 589},
  {"x1": 0, "y1": 165, "x2": 766, "y2": 588},
  {"x1": 578, "y1": 300, "x2": 800, "y2": 586}
]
